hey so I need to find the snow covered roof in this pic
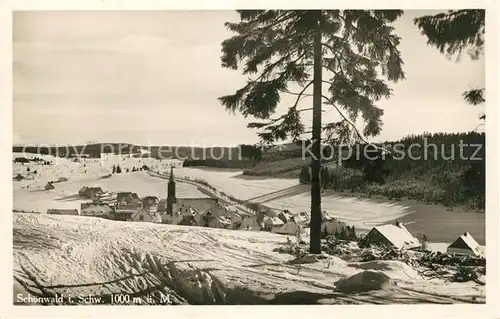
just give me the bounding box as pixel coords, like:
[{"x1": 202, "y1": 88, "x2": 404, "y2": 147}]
[
  {"x1": 321, "y1": 210, "x2": 334, "y2": 221},
  {"x1": 273, "y1": 221, "x2": 301, "y2": 235},
  {"x1": 264, "y1": 216, "x2": 284, "y2": 226},
  {"x1": 372, "y1": 224, "x2": 420, "y2": 250},
  {"x1": 448, "y1": 232, "x2": 480, "y2": 252}
]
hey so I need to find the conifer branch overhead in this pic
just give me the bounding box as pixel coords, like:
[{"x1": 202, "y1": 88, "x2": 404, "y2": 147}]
[
  {"x1": 220, "y1": 10, "x2": 405, "y2": 145},
  {"x1": 414, "y1": 10, "x2": 485, "y2": 117}
]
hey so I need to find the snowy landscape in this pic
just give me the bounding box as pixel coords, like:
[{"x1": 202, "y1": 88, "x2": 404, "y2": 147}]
[
  {"x1": 12, "y1": 153, "x2": 486, "y2": 305},
  {"x1": 12, "y1": 9, "x2": 487, "y2": 307}
]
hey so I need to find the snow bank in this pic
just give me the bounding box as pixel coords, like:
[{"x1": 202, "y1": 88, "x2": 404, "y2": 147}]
[
  {"x1": 334, "y1": 270, "x2": 395, "y2": 293},
  {"x1": 347, "y1": 260, "x2": 422, "y2": 282}
]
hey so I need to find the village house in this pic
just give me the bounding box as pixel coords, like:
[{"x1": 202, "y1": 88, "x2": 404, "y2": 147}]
[
  {"x1": 294, "y1": 211, "x2": 311, "y2": 226},
  {"x1": 92, "y1": 192, "x2": 116, "y2": 206},
  {"x1": 321, "y1": 210, "x2": 334, "y2": 221},
  {"x1": 229, "y1": 211, "x2": 243, "y2": 226},
  {"x1": 208, "y1": 216, "x2": 232, "y2": 229},
  {"x1": 363, "y1": 221, "x2": 421, "y2": 250},
  {"x1": 239, "y1": 215, "x2": 262, "y2": 231},
  {"x1": 47, "y1": 208, "x2": 79, "y2": 216},
  {"x1": 447, "y1": 232, "x2": 482, "y2": 257},
  {"x1": 131, "y1": 207, "x2": 162, "y2": 223},
  {"x1": 81, "y1": 202, "x2": 114, "y2": 218},
  {"x1": 111, "y1": 208, "x2": 136, "y2": 221},
  {"x1": 116, "y1": 192, "x2": 142, "y2": 210},
  {"x1": 199, "y1": 210, "x2": 213, "y2": 227},
  {"x1": 79, "y1": 186, "x2": 104, "y2": 199},
  {"x1": 45, "y1": 182, "x2": 55, "y2": 190},
  {"x1": 273, "y1": 220, "x2": 302, "y2": 236},
  {"x1": 263, "y1": 216, "x2": 285, "y2": 232}
]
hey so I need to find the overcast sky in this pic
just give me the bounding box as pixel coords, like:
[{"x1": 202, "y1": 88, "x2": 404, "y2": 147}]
[{"x1": 13, "y1": 10, "x2": 485, "y2": 146}]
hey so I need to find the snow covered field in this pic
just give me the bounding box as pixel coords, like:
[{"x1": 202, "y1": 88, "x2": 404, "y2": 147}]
[
  {"x1": 171, "y1": 167, "x2": 298, "y2": 200},
  {"x1": 13, "y1": 213, "x2": 485, "y2": 305}
]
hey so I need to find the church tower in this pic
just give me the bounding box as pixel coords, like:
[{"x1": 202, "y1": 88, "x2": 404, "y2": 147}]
[{"x1": 166, "y1": 166, "x2": 176, "y2": 215}]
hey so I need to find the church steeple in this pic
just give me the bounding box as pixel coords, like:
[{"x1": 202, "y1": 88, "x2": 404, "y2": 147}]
[
  {"x1": 169, "y1": 165, "x2": 175, "y2": 182},
  {"x1": 166, "y1": 165, "x2": 176, "y2": 215}
]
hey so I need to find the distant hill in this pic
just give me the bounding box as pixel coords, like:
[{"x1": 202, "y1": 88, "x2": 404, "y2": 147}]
[{"x1": 12, "y1": 143, "x2": 261, "y2": 167}]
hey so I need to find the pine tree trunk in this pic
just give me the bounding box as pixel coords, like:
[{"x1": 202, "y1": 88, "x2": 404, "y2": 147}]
[{"x1": 309, "y1": 13, "x2": 323, "y2": 254}]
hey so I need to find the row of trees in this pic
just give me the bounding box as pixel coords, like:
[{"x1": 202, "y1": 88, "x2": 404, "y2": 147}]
[
  {"x1": 298, "y1": 131, "x2": 485, "y2": 210},
  {"x1": 112, "y1": 164, "x2": 150, "y2": 174},
  {"x1": 219, "y1": 10, "x2": 485, "y2": 253}
]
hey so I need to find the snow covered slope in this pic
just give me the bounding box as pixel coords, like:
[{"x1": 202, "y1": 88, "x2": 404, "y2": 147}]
[{"x1": 13, "y1": 213, "x2": 485, "y2": 305}]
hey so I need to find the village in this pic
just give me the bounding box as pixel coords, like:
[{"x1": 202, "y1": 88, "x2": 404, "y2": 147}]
[{"x1": 28, "y1": 163, "x2": 484, "y2": 261}]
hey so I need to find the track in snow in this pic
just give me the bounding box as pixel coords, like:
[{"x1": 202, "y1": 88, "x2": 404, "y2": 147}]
[{"x1": 13, "y1": 213, "x2": 484, "y2": 305}]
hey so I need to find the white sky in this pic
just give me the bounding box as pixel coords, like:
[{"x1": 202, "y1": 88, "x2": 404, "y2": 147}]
[{"x1": 13, "y1": 10, "x2": 485, "y2": 146}]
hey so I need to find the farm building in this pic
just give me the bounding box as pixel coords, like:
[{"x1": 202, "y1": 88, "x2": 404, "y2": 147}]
[
  {"x1": 79, "y1": 186, "x2": 104, "y2": 199},
  {"x1": 363, "y1": 222, "x2": 421, "y2": 250},
  {"x1": 47, "y1": 208, "x2": 79, "y2": 216},
  {"x1": 92, "y1": 192, "x2": 116, "y2": 206},
  {"x1": 116, "y1": 192, "x2": 142, "y2": 209},
  {"x1": 263, "y1": 216, "x2": 285, "y2": 231},
  {"x1": 447, "y1": 232, "x2": 482, "y2": 257},
  {"x1": 117, "y1": 192, "x2": 140, "y2": 203},
  {"x1": 78, "y1": 186, "x2": 89, "y2": 197},
  {"x1": 81, "y1": 203, "x2": 114, "y2": 217},
  {"x1": 131, "y1": 207, "x2": 162, "y2": 223},
  {"x1": 45, "y1": 182, "x2": 55, "y2": 190},
  {"x1": 273, "y1": 221, "x2": 302, "y2": 236},
  {"x1": 239, "y1": 216, "x2": 262, "y2": 231}
]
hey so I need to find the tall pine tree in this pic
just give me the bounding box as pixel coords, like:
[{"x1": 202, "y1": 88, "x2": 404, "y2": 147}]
[
  {"x1": 414, "y1": 10, "x2": 485, "y2": 118},
  {"x1": 219, "y1": 10, "x2": 405, "y2": 253}
]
